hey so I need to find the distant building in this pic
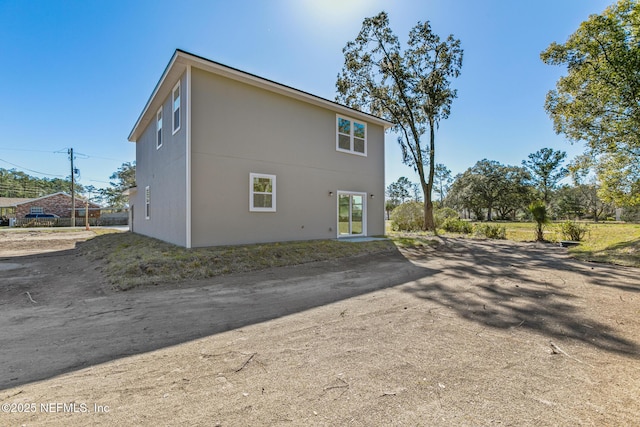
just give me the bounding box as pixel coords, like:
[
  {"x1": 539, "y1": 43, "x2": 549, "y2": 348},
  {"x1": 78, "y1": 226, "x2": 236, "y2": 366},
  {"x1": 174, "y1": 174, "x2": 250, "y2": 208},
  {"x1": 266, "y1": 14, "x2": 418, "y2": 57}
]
[
  {"x1": 14, "y1": 192, "x2": 101, "y2": 219},
  {"x1": 0, "y1": 197, "x2": 32, "y2": 218}
]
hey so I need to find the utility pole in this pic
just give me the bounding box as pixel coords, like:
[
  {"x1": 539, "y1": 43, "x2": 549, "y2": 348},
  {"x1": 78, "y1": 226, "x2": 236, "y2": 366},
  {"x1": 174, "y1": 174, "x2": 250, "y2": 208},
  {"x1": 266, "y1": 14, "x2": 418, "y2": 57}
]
[{"x1": 69, "y1": 148, "x2": 75, "y2": 227}]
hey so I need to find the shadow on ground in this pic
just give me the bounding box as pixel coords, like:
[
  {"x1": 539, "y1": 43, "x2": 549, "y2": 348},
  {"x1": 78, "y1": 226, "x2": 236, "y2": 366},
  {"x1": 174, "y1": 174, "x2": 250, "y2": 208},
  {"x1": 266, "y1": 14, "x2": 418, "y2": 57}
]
[
  {"x1": 402, "y1": 238, "x2": 640, "y2": 357},
  {"x1": 574, "y1": 237, "x2": 640, "y2": 267},
  {"x1": 0, "y1": 245, "x2": 433, "y2": 390}
]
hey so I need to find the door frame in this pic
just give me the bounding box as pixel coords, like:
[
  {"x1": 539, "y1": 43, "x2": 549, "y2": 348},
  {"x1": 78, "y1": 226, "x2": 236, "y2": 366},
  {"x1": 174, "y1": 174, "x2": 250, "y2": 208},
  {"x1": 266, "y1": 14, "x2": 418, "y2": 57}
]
[{"x1": 336, "y1": 191, "x2": 367, "y2": 238}]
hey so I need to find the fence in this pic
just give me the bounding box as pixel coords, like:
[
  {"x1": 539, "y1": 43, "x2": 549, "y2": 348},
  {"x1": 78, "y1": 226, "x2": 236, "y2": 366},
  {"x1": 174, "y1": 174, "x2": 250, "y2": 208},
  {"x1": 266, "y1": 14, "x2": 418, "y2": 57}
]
[{"x1": 13, "y1": 216, "x2": 128, "y2": 228}]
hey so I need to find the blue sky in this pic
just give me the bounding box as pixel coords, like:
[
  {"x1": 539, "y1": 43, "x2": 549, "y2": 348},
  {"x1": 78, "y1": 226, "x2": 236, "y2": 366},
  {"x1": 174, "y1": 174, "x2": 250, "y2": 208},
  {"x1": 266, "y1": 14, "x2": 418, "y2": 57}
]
[{"x1": 0, "y1": 0, "x2": 613, "y2": 194}]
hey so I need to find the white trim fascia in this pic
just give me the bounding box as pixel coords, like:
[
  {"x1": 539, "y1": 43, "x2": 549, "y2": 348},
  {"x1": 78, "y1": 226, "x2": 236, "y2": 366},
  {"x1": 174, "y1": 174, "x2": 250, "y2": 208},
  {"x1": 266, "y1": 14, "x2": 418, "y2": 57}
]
[
  {"x1": 185, "y1": 66, "x2": 192, "y2": 249},
  {"x1": 184, "y1": 52, "x2": 391, "y2": 129},
  {"x1": 129, "y1": 50, "x2": 393, "y2": 143},
  {"x1": 128, "y1": 51, "x2": 180, "y2": 142}
]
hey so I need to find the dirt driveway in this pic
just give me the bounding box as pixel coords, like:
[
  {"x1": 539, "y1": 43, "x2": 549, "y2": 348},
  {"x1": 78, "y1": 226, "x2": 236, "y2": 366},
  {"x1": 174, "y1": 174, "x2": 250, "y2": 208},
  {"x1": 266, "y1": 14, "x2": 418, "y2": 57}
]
[{"x1": 1, "y1": 231, "x2": 639, "y2": 426}]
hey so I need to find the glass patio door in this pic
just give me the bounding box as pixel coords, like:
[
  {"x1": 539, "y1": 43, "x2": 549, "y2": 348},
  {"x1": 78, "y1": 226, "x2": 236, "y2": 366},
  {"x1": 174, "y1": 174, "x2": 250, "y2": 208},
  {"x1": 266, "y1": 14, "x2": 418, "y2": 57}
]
[{"x1": 338, "y1": 192, "x2": 366, "y2": 237}]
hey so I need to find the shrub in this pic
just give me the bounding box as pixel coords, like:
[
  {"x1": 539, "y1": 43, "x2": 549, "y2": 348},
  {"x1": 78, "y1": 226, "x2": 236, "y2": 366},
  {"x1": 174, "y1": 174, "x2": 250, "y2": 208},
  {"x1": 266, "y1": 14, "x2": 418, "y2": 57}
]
[
  {"x1": 390, "y1": 202, "x2": 424, "y2": 232},
  {"x1": 529, "y1": 201, "x2": 549, "y2": 241},
  {"x1": 434, "y1": 207, "x2": 459, "y2": 228},
  {"x1": 441, "y1": 217, "x2": 473, "y2": 234},
  {"x1": 559, "y1": 221, "x2": 589, "y2": 241},
  {"x1": 474, "y1": 223, "x2": 506, "y2": 239},
  {"x1": 621, "y1": 206, "x2": 640, "y2": 222}
]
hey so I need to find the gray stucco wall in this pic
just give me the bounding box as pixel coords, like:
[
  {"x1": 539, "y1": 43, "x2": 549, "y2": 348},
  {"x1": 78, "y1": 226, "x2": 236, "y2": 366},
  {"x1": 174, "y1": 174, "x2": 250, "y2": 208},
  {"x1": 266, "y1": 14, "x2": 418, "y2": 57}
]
[
  {"x1": 189, "y1": 67, "x2": 385, "y2": 247},
  {"x1": 132, "y1": 73, "x2": 188, "y2": 246}
]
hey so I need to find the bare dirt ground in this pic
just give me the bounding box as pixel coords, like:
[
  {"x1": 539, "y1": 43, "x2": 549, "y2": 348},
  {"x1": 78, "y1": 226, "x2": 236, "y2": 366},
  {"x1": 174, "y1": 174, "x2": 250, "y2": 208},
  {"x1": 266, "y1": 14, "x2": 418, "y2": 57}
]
[
  {"x1": 0, "y1": 230, "x2": 639, "y2": 426},
  {"x1": 0, "y1": 229, "x2": 96, "y2": 257}
]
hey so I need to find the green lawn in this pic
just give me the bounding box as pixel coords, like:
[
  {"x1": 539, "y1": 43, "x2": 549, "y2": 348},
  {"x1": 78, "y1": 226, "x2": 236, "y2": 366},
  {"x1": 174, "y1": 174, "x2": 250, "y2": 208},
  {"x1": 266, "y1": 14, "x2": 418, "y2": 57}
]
[
  {"x1": 386, "y1": 220, "x2": 640, "y2": 268},
  {"x1": 489, "y1": 221, "x2": 640, "y2": 267},
  {"x1": 562, "y1": 222, "x2": 640, "y2": 267}
]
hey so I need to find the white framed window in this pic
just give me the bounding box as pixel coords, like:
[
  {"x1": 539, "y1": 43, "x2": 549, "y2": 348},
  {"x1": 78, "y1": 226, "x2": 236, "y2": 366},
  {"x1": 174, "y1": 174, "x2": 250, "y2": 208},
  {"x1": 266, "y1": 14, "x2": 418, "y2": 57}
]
[
  {"x1": 145, "y1": 186, "x2": 150, "y2": 219},
  {"x1": 156, "y1": 107, "x2": 163, "y2": 149},
  {"x1": 172, "y1": 81, "x2": 181, "y2": 134},
  {"x1": 30, "y1": 206, "x2": 44, "y2": 214},
  {"x1": 250, "y1": 173, "x2": 276, "y2": 212},
  {"x1": 336, "y1": 115, "x2": 367, "y2": 156}
]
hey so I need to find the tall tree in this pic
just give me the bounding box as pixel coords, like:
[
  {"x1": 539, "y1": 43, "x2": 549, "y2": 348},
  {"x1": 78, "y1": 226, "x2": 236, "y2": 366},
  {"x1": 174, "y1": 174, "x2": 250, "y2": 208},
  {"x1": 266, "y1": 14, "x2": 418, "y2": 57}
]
[
  {"x1": 568, "y1": 158, "x2": 615, "y2": 222},
  {"x1": 336, "y1": 11, "x2": 463, "y2": 230},
  {"x1": 494, "y1": 166, "x2": 533, "y2": 220},
  {"x1": 555, "y1": 185, "x2": 584, "y2": 219},
  {"x1": 433, "y1": 163, "x2": 452, "y2": 202},
  {"x1": 447, "y1": 170, "x2": 485, "y2": 220},
  {"x1": 410, "y1": 182, "x2": 423, "y2": 202},
  {"x1": 522, "y1": 148, "x2": 567, "y2": 204},
  {"x1": 99, "y1": 162, "x2": 136, "y2": 208},
  {"x1": 447, "y1": 160, "x2": 532, "y2": 221},
  {"x1": 0, "y1": 168, "x2": 80, "y2": 198},
  {"x1": 541, "y1": 0, "x2": 640, "y2": 206},
  {"x1": 386, "y1": 176, "x2": 411, "y2": 203}
]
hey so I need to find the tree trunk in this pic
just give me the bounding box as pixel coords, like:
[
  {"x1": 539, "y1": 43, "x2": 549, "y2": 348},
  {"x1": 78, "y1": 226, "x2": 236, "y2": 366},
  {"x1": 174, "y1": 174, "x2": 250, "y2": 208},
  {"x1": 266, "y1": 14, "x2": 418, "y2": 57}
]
[
  {"x1": 423, "y1": 118, "x2": 436, "y2": 231},
  {"x1": 424, "y1": 198, "x2": 435, "y2": 230}
]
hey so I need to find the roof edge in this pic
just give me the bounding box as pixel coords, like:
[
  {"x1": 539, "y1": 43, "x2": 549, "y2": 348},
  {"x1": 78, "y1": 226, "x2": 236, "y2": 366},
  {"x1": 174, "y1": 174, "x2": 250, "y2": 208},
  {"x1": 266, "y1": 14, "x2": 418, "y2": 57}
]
[
  {"x1": 14, "y1": 192, "x2": 94, "y2": 206},
  {"x1": 128, "y1": 51, "x2": 180, "y2": 142},
  {"x1": 128, "y1": 49, "x2": 393, "y2": 142}
]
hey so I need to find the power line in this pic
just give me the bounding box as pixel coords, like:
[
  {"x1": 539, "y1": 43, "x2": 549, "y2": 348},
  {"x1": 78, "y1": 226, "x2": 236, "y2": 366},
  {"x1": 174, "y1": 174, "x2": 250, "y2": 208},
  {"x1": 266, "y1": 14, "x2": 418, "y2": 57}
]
[
  {"x1": 0, "y1": 158, "x2": 64, "y2": 177},
  {"x1": 0, "y1": 146, "x2": 127, "y2": 162},
  {"x1": 0, "y1": 147, "x2": 58, "y2": 153}
]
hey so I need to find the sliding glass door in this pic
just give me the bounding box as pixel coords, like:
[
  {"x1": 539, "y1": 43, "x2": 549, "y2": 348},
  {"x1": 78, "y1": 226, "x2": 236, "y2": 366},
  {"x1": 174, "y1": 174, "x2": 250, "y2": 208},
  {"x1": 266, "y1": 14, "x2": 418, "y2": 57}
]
[{"x1": 338, "y1": 192, "x2": 366, "y2": 237}]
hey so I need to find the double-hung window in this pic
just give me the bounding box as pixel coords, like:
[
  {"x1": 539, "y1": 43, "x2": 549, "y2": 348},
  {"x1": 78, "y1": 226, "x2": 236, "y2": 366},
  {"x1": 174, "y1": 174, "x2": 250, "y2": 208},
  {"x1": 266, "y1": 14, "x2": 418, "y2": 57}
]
[
  {"x1": 30, "y1": 207, "x2": 44, "y2": 215},
  {"x1": 172, "y1": 82, "x2": 181, "y2": 134},
  {"x1": 156, "y1": 107, "x2": 163, "y2": 149},
  {"x1": 336, "y1": 115, "x2": 366, "y2": 156},
  {"x1": 250, "y1": 173, "x2": 276, "y2": 212}
]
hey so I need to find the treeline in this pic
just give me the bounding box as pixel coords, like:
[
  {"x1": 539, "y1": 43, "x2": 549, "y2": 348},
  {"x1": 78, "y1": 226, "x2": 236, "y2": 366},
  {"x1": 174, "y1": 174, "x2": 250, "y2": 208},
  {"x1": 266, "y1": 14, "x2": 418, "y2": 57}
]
[
  {"x1": 387, "y1": 148, "x2": 640, "y2": 223},
  {"x1": 0, "y1": 168, "x2": 83, "y2": 199},
  {"x1": 0, "y1": 161, "x2": 135, "y2": 209}
]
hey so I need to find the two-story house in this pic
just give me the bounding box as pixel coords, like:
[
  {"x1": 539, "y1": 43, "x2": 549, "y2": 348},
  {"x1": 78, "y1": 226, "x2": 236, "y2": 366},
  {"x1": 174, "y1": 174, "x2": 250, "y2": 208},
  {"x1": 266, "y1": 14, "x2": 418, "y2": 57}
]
[{"x1": 128, "y1": 49, "x2": 391, "y2": 248}]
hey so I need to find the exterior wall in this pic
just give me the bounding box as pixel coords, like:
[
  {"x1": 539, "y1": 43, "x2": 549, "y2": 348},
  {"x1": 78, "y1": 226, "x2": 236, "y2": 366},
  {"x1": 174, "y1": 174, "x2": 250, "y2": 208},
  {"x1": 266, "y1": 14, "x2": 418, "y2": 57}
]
[
  {"x1": 15, "y1": 193, "x2": 100, "y2": 218},
  {"x1": 0, "y1": 198, "x2": 31, "y2": 218},
  {"x1": 189, "y1": 68, "x2": 385, "y2": 247},
  {"x1": 132, "y1": 73, "x2": 188, "y2": 246}
]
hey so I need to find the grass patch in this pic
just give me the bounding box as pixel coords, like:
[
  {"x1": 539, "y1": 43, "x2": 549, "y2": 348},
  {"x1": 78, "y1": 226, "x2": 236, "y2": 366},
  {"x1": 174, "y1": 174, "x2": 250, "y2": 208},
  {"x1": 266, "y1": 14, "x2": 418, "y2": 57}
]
[
  {"x1": 385, "y1": 219, "x2": 640, "y2": 267},
  {"x1": 78, "y1": 222, "x2": 639, "y2": 290},
  {"x1": 497, "y1": 221, "x2": 640, "y2": 267},
  {"x1": 500, "y1": 221, "x2": 561, "y2": 242},
  {"x1": 79, "y1": 232, "x2": 397, "y2": 290},
  {"x1": 90, "y1": 227, "x2": 124, "y2": 236},
  {"x1": 389, "y1": 235, "x2": 440, "y2": 248},
  {"x1": 565, "y1": 222, "x2": 640, "y2": 267}
]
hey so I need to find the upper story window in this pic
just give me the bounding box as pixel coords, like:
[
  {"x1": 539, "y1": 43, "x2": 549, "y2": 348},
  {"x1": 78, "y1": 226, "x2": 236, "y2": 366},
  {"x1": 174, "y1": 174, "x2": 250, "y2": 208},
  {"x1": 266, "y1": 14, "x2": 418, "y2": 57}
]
[
  {"x1": 336, "y1": 115, "x2": 367, "y2": 156},
  {"x1": 172, "y1": 81, "x2": 181, "y2": 134},
  {"x1": 30, "y1": 206, "x2": 44, "y2": 214},
  {"x1": 250, "y1": 173, "x2": 276, "y2": 212},
  {"x1": 156, "y1": 107, "x2": 163, "y2": 149}
]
